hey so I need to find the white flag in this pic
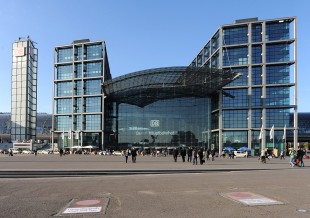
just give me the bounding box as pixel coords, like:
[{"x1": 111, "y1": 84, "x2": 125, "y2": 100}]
[
  {"x1": 61, "y1": 129, "x2": 65, "y2": 140},
  {"x1": 283, "y1": 125, "x2": 286, "y2": 140},
  {"x1": 270, "y1": 125, "x2": 274, "y2": 140},
  {"x1": 75, "y1": 131, "x2": 79, "y2": 140},
  {"x1": 259, "y1": 125, "x2": 263, "y2": 140},
  {"x1": 68, "y1": 129, "x2": 72, "y2": 139}
]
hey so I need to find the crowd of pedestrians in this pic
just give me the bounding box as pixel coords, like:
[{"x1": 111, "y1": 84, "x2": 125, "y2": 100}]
[{"x1": 172, "y1": 147, "x2": 216, "y2": 165}]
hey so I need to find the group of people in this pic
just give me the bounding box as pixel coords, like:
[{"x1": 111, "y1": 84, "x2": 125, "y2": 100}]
[
  {"x1": 173, "y1": 147, "x2": 216, "y2": 165},
  {"x1": 124, "y1": 148, "x2": 137, "y2": 163},
  {"x1": 289, "y1": 147, "x2": 305, "y2": 167}
]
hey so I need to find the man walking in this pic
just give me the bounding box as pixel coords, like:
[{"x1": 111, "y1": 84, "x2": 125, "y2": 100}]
[{"x1": 187, "y1": 147, "x2": 193, "y2": 162}]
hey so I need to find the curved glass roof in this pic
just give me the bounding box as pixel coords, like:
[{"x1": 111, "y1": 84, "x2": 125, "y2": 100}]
[{"x1": 103, "y1": 66, "x2": 240, "y2": 107}]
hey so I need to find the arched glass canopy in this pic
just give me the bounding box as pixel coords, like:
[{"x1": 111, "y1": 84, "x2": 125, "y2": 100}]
[{"x1": 103, "y1": 66, "x2": 240, "y2": 107}]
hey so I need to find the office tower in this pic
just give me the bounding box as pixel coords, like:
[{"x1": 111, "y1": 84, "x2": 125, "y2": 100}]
[
  {"x1": 52, "y1": 39, "x2": 111, "y2": 150},
  {"x1": 190, "y1": 17, "x2": 298, "y2": 153},
  {"x1": 11, "y1": 37, "x2": 38, "y2": 141}
]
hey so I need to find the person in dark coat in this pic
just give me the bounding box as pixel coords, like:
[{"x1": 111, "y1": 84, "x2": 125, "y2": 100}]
[
  {"x1": 198, "y1": 149, "x2": 204, "y2": 165},
  {"x1": 187, "y1": 147, "x2": 193, "y2": 162},
  {"x1": 173, "y1": 148, "x2": 179, "y2": 162},
  {"x1": 59, "y1": 148, "x2": 63, "y2": 157},
  {"x1": 180, "y1": 148, "x2": 186, "y2": 162},
  {"x1": 131, "y1": 149, "x2": 137, "y2": 163}
]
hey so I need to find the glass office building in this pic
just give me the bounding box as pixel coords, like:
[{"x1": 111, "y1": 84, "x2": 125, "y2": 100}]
[
  {"x1": 51, "y1": 17, "x2": 298, "y2": 154},
  {"x1": 190, "y1": 17, "x2": 298, "y2": 154},
  {"x1": 52, "y1": 39, "x2": 111, "y2": 150},
  {"x1": 11, "y1": 37, "x2": 38, "y2": 141}
]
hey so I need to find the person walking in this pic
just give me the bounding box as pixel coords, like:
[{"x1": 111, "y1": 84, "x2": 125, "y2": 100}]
[
  {"x1": 280, "y1": 150, "x2": 285, "y2": 160},
  {"x1": 198, "y1": 149, "x2": 204, "y2": 165},
  {"x1": 9, "y1": 149, "x2": 13, "y2": 156},
  {"x1": 125, "y1": 149, "x2": 129, "y2": 163},
  {"x1": 131, "y1": 148, "x2": 137, "y2": 163},
  {"x1": 296, "y1": 148, "x2": 305, "y2": 167},
  {"x1": 289, "y1": 148, "x2": 296, "y2": 167},
  {"x1": 193, "y1": 148, "x2": 198, "y2": 165},
  {"x1": 187, "y1": 147, "x2": 193, "y2": 162},
  {"x1": 211, "y1": 149, "x2": 215, "y2": 161},
  {"x1": 173, "y1": 148, "x2": 179, "y2": 162},
  {"x1": 206, "y1": 149, "x2": 210, "y2": 161},
  {"x1": 181, "y1": 148, "x2": 186, "y2": 162},
  {"x1": 59, "y1": 148, "x2": 64, "y2": 157}
]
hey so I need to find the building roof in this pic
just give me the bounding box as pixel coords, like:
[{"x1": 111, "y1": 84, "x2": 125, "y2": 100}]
[{"x1": 103, "y1": 66, "x2": 241, "y2": 107}]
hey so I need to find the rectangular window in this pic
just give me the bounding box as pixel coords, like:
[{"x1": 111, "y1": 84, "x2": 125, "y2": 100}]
[
  {"x1": 84, "y1": 79, "x2": 101, "y2": 95},
  {"x1": 57, "y1": 82, "x2": 72, "y2": 97},
  {"x1": 223, "y1": 26, "x2": 248, "y2": 45},
  {"x1": 251, "y1": 88, "x2": 262, "y2": 106},
  {"x1": 252, "y1": 45, "x2": 262, "y2": 64},
  {"x1": 266, "y1": 22, "x2": 290, "y2": 41},
  {"x1": 223, "y1": 110, "x2": 247, "y2": 128},
  {"x1": 223, "y1": 47, "x2": 248, "y2": 66},
  {"x1": 57, "y1": 65, "x2": 73, "y2": 80},
  {"x1": 252, "y1": 24, "x2": 262, "y2": 43},
  {"x1": 225, "y1": 67, "x2": 248, "y2": 87},
  {"x1": 266, "y1": 87, "x2": 290, "y2": 106},
  {"x1": 57, "y1": 48, "x2": 73, "y2": 63},
  {"x1": 266, "y1": 44, "x2": 290, "y2": 63},
  {"x1": 84, "y1": 62, "x2": 102, "y2": 77},
  {"x1": 252, "y1": 66, "x2": 262, "y2": 85},
  {"x1": 266, "y1": 65, "x2": 290, "y2": 84},
  {"x1": 86, "y1": 44, "x2": 102, "y2": 60},
  {"x1": 222, "y1": 89, "x2": 248, "y2": 108}
]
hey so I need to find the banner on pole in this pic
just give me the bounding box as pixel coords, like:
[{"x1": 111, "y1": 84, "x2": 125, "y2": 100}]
[{"x1": 270, "y1": 125, "x2": 274, "y2": 140}]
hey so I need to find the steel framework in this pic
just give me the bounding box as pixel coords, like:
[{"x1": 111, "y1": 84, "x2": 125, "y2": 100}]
[{"x1": 103, "y1": 66, "x2": 240, "y2": 107}]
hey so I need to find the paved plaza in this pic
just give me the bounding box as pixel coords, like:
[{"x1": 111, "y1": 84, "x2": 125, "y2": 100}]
[{"x1": 0, "y1": 154, "x2": 309, "y2": 217}]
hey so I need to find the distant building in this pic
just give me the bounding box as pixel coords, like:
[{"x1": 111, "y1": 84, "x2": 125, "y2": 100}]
[
  {"x1": 11, "y1": 37, "x2": 38, "y2": 141},
  {"x1": 1, "y1": 113, "x2": 53, "y2": 143}
]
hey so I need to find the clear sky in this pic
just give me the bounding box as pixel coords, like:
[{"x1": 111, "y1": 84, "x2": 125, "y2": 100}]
[{"x1": 0, "y1": 0, "x2": 309, "y2": 113}]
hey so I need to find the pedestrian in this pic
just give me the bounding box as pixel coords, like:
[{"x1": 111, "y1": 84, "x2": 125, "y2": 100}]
[
  {"x1": 193, "y1": 148, "x2": 198, "y2": 165},
  {"x1": 198, "y1": 149, "x2": 204, "y2": 165},
  {"x1": 296, "y1": 148, "x2": 305, "y2": 167},
  {"x1": 9, "y1": 149, "x2": 13, "y2": 156},
  {"x1": 173, "y1": 148, "x2": 178, "y2": 162},
  {"x1": 59, "y1": 148, "x2": 63, "y2": 157},
  {"x1": 206, "y1": 149, "x2": 210, "y2": 161},
  {"x1": 289, "y1": 148, "x2": 296, "y2": 167},
  {"x1": 131, "y1": 148, "x2": 137, "y2": 163},
  {"x1": 181, "y1": 148, "x2": 186, "y2": 162},
  {"x1": 280, "y1": 150, "x2": 285, "y2": 160},
  {"x1": 187, "y1": 147, "x2": 193, "y2": 162},
  {"x1": 125, "y1": 149, "x2": 129, "y2": 163},
  {"x1": 211, "y1": 149, "x2": 215, "y2": 161}
]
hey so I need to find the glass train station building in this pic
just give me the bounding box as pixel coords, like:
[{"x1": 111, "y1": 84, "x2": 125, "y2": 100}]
[{"x1": 52, "y1": 17, "x2": 298, "y2": 155}]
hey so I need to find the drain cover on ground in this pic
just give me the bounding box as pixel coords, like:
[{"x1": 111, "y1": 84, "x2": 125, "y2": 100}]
[
  {"x1": 220, "y1": 192, "x2": 283, "y2": 206},
  {"x1": 56, "y1": 198, "x2": 109, "y2": 216}
]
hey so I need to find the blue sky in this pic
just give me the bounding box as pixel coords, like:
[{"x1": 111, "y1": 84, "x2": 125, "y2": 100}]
[{"x1": 0, "y1": 0, "x2": 309, "y2": 113}]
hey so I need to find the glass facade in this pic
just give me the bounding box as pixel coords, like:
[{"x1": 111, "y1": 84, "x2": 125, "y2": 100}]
[
  {"x1": 50, "y1": 17, "x2": 297, "y2": 154},
  {"x1": 112, "y1": 98, "x2": 210, "y2": 148},
  {"x1": 11, "y1": 38, "x2": 38, "y2": 141},
  {"x1": 53, "y1": 39, "x2": 111, "y2": 150},
  {"x1": 190, "y1": 17, "x2": 297, "y2": 154}
]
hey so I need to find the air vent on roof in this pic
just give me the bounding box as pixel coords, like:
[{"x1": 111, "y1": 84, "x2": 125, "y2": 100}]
[
  {"x1": 72, "y1": 39, "x2": 90, "y2": 44},
  {"x1": 235, "y1": 18, "x2": 258, "y2": 24}
]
